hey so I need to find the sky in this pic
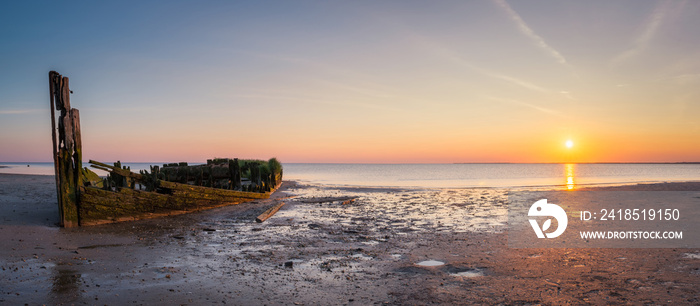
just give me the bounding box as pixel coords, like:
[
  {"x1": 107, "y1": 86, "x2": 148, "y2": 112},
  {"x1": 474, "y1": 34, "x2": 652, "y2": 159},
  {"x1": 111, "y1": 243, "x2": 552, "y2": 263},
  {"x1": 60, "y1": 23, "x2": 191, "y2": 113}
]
[{"x1": 1, "y1": 0, "x2": 699, "y2": 163}]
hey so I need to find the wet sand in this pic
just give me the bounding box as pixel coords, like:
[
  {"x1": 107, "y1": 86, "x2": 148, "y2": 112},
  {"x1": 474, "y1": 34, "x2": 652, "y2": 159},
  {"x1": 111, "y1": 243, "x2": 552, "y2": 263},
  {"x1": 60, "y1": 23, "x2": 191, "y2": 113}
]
[{"x1": 1, "y1": 173, "x2": 699, "y2": 305}]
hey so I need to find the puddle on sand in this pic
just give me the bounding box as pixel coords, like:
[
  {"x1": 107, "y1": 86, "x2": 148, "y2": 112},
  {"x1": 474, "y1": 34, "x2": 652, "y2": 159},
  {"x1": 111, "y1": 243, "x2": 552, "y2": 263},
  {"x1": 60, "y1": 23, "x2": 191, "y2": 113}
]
[
  {"x1": 683, "y1": 253, "x2": 700, "y2": 259},
  {"x1": 450, "y1": 269, "x2": 483, "y2": 278},
  {"x1": 416, "y1": 260, "x2": 445, "y2": 267},
  {"x1": 52, "y1": 266, "x2": 81, "y2": 298},
  {"x1": 351, "y1": 253, "x2": 373, "y2": 260}
]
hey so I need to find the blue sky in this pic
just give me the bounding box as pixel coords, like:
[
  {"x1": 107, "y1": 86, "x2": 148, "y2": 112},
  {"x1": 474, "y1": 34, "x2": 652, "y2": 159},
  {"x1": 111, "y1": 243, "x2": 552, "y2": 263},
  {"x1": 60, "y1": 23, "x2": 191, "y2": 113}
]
[{"x1": 1, "y1": 1, "x2": 699, "y2": 163}]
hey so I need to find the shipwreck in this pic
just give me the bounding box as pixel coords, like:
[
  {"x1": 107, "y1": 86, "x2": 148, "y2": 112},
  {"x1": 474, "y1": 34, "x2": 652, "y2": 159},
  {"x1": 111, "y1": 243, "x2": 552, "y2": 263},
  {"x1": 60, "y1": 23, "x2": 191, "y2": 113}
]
[{"x1": 49, "y1": 71, "x2": 283, "y2": 227}]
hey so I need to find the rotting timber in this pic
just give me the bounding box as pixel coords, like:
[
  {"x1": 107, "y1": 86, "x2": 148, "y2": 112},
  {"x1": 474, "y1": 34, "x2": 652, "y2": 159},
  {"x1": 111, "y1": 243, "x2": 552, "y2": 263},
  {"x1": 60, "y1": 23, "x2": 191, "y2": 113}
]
[{"x1": 49, "y1": 71, "x2": 283, "y2": 227}]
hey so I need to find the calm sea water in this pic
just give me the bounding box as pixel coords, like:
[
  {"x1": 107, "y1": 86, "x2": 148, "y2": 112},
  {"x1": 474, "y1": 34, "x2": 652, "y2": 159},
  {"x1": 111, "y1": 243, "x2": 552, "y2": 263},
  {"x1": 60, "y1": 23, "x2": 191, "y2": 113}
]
[
  {"x1": 1, "y1": 162, "x2": 699, "y2": 188},
  {"x1": 283, "y1": 163, "x2": 700, "y2": 188}
]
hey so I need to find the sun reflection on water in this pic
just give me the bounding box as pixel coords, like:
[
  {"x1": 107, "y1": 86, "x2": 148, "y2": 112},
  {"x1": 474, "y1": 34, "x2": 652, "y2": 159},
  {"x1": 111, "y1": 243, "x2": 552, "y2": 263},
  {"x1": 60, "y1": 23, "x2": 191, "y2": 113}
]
[{"x1": 565, "y1": 163, "x2": 576, "y2": 190}]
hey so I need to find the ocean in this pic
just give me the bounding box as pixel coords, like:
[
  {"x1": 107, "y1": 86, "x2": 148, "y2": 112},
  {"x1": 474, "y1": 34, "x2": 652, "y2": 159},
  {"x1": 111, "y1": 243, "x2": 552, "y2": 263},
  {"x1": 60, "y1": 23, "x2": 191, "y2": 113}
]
[{"x1": 1, "y1": 162, "x2": 699, "y2": 189}]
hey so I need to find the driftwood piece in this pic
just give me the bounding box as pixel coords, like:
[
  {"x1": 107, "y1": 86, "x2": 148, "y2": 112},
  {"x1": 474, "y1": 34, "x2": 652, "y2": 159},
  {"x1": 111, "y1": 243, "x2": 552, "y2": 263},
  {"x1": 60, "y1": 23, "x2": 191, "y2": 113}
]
[
  {"x1": 255, "y1": 201, "x2": 285, "y2": 223},
  {"x1": 341, "y1": 198, "x2": 355, "y2": 205}
]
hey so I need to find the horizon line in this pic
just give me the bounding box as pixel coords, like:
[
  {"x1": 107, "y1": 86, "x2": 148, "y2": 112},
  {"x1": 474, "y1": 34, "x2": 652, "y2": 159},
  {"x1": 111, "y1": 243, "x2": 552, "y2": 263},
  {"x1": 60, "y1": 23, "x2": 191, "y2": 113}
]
[{"x1": 3, "y1": 161, "x2": 700, "y2": 165}]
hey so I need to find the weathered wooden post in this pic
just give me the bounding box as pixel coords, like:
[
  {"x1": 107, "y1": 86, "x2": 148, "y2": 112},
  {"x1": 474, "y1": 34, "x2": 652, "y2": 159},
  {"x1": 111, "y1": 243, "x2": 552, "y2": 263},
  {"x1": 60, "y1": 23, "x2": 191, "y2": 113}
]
[
  {"x1": 49, "y1": 72, "x2": 62, "y2": 222},
  {"x1": 265, "y1": 173, "x2": 272, "y2": 192},
  {"x1": 229, "y1": 158, "x2": 242, "y2": 190},
  {"x1": 49, "y1": 71, "x2": 81, "y2": 227}
]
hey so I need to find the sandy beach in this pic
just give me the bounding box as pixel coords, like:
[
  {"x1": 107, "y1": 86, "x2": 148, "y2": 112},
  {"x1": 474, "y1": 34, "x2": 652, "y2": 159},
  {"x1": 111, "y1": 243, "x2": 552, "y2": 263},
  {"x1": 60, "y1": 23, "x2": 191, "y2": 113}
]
[{"x1": 1, "y1": 173, "x2": 699, "y2": 305}]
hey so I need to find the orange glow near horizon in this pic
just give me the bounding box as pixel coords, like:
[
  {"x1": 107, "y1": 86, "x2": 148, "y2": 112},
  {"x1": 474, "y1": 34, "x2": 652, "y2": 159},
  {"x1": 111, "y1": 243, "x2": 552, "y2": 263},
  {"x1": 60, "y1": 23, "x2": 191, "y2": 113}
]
[
  {"x1": 1, "y1": 2, "x2": 700, "y2": 164},
  {"x1": 68, "y1": 127, "x2": 700, "y2": 164}
]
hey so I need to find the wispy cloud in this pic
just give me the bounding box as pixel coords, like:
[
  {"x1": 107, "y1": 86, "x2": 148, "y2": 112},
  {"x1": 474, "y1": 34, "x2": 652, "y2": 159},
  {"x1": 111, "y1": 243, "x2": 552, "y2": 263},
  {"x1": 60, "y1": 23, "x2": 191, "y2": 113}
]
[
  {"x1": 248, "y1": 51, "x2": 402, "y2": 100},
  {"x1": 559, "y1": 91, "x2": 575, "y2": 100},
  {"x1": 666, "y1": 73, "x2": 700, "y2": 85},
  {"x1": 229, "y1": 92, "x2": 401, "y2": 112},
  {"x1": 310, "y1": 79, "x2": 396, "y2": 99},
  {"x1": 490, "y1": 73, "x2": 549, "y2": 93},
  {"x1": 485, "y1": 96, "x2": 561, "y2": 116},
  {"x1": 612, "y1": 1, "x2": 679, "y2": 65},
  {"x1": 492, "y1": 0, "x2": 568, "y2": 66},
  {"x1": 439, "y1": 48, "x2": 550, "y2": 93},
  {"x1": 407, "y1": 33, "x2": 552, "y2": 93}
]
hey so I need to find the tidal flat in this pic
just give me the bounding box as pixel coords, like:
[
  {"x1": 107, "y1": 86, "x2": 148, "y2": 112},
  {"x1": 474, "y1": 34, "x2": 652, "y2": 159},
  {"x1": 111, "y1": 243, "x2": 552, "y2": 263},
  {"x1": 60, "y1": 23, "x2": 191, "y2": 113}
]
[{"x1": 0, "y1": 173, "x2": 698, "y2": 304}]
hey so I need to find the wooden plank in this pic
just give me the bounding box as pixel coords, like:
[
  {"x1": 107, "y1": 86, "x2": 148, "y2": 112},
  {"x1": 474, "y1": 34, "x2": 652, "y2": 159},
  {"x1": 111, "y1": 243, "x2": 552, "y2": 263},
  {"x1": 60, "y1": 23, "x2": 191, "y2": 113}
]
[
  {"x1": 90, "y1": 164, "x2": 112, "y2": 172},
  {"x1": 80, "y1": 186, "x2": 247, "y2": 211},
  {"x1": 79, "y1": 186, "x2": 249, "y2": 225},
  {"x1": 60, "y1": 76, "x2": 70, "y2": 111},
  {"x1": 58, "y1": 149, "x2": 79, "y2": 227},
  {"x1": 81, "y1": 186, "x2": 173, "y2": 213},
  {"x1": 61, "y1": 112, "x2": 74, "y2": 152},
  {"x1": 80, "y1": 188, "x2": 174, "y2": 225},
  {"x1": 255, "y1": 201, "x2": 285, "y2": 223},
  {"x1": 159, "y1": 180, "x2": 271, "y2": 199},
  {"x1": 71, "y1": 109, "x2": 82, "y2": 188},
  {"x1": 89, "y1": 160, "x2": 144, "y2": 180},
  {"x1": 81, "y1": 167, "x2": 103, "y2": 187},
  {"x1": 49, "y1": 71, "x2": 62, "y2": 220}
]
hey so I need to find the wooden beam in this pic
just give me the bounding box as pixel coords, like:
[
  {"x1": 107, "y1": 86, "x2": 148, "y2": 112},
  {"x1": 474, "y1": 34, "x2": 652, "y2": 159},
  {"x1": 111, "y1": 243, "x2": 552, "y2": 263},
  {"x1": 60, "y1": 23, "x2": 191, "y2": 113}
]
[
  {"x1": 255, "y1": 201, "x2": 285, "y2": 223},
  {"x1": 89, "y1": 160, "x2": 144, "y2": 180},
  {"x1": 49, "y1": 71, "x2": 62, "y2": 221},
  {"x1": 71, "y1": 109, "x2": 82, "y2": 188},
  {"x1": 57, "y1": 149, "x2": 79, "y2": 227},
  {"x1": 159, "y1": 180, "x2": 271, "y2": 200},
  {"x1": 79, "y1": 186, "x2": 248, "y2": 225},
  {"x1": 51, "y1": 73, "x2": 80, "y2": 227},
  {"x1": 60, "y1": 76, "x2": 70, "y2": 111}
]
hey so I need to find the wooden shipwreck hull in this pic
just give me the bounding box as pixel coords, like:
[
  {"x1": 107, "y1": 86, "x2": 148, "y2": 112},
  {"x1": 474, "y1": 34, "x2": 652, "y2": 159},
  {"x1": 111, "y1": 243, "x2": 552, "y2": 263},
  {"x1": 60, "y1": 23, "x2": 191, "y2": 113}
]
[
  {"x1": 49, "y1": 71, "x2": 282, "y2": 227},
  {"x1": 77, "y1": 160, "x2": 281, "y2": 226}
]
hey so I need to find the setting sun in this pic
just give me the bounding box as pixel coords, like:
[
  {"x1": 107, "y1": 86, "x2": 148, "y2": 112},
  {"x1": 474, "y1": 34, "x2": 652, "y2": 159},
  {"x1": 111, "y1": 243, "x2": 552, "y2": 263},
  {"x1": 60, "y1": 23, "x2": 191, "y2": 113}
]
[{"x1": 565, "y1": 140, "x2": 574, "y2": 149}]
